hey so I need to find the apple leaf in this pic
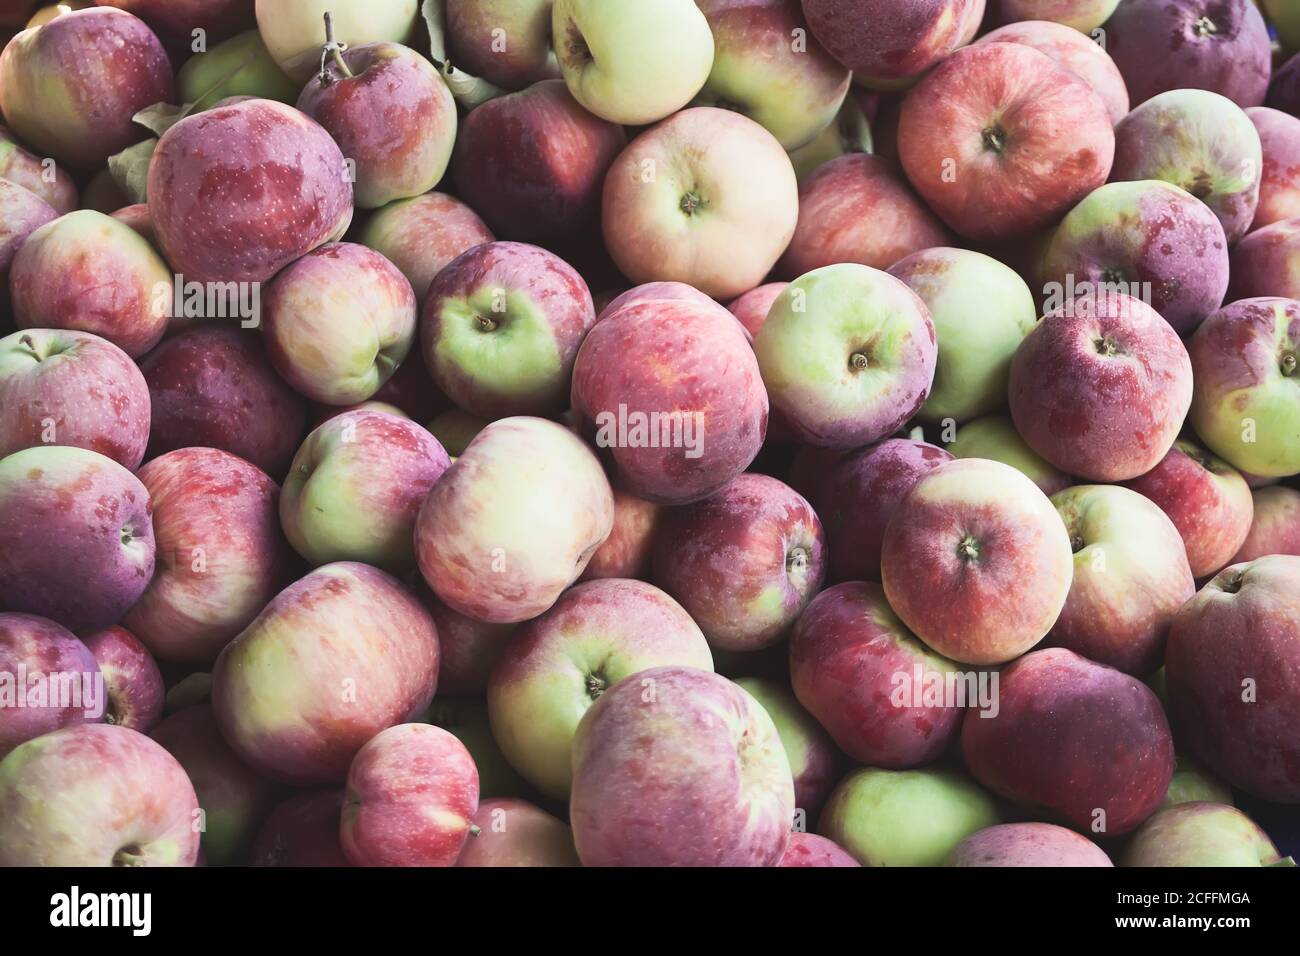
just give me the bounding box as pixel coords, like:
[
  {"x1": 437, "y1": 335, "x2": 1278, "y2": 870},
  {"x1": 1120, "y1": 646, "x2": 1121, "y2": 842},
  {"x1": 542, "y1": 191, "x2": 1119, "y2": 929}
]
[
  {"x1": 419, "y1": 0, "x2": 506, "y2": 109},
  {"x1": 106, "y1": 138, "x2": 157, "y2": 205},
  {"x1": 131, "y1": 102, "x2": 192, "y2": 138}
]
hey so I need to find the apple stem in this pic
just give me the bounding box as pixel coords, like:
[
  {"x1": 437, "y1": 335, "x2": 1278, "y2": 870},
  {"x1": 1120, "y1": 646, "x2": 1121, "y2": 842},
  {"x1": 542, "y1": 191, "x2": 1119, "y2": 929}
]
[
  {"x1": 15, "y1": 333, "x2": 42, "y2": 361},
  {"x1": 318, "y1": 12, "x2": 353, "y2": 86},
  {"x1": 468, "y1": 825, "x2": 482, "y2": 838},
  {"x1": 1268, "y1": 856, "x2": 1297, "y2": 867},
  {"x1": 1282, "y1": 352, "x2": 1297, "y2": 377}
]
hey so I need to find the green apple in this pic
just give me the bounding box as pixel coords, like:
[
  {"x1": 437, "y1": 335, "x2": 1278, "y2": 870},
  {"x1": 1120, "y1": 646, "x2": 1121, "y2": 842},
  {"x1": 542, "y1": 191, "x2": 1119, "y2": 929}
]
[
  {"x1": 733, "y1": 677, "x2": 840, "y2": 820},
  {"x1": 254, "y1": 0, "x2": 419, "y2": 84},
  {"x1": 946, "y1": 415, "x2": 1072, "y2": 496},
  {"x1": 1122, "y1": 802, "x2": 1293, "y2": 867},
  {"x1": 788, "y1": 93, "x2": 873, "y2": 182},
  {"x1": 1164, "y1": 755, "x2": 1234, "y2": 809},
  {"x1": 177, "y1": 29, "x2": 298, "y2": 112},
  {"x1": 422, "y1": 697, "x2": 533, "y2": 800}
]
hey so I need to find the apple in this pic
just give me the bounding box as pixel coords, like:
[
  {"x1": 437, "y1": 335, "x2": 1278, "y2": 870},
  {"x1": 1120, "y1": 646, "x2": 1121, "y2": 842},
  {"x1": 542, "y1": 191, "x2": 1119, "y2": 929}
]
[
  {"x1": 0, "y1": 724, "x2": 199, "y2": 866},
  {"x1": 1232, "y1": 486, "x2": 1300, "y2": 561},
  {"x1": 421, "y1": 697, "x2": 532, "y2": 800},
  {"x1": 1123, "y1": 439, "x2": 1254, "y2": 579},
  {"x1": 254, "y1": 0, "x2": 418, "y2": 84},
  {"x1": 551, "y1": 0, "x2": 715, "y2": 125},
  {"x1": 787, "y1": 88, "x2": 873, "y2": 182},
  {"x1": 801, "y1": 0, "x2": 984, "y2": 83},
  {"x1": 0, "y1": 180, "x2": 56, "y2": 306},
  {"x1": 1166, "y1": 555, "x2": 1300, "y2": 802},
  {"x1": 211, "y1": 562, "x2": 440, "y2": 784},
  {"x1": 177, "y1": 29, "x2": 298, "y2": 111},
  {"x1": 1122, "y1": 802, "x2": 1290, "y2": 866},
  {"x1": 897, "y1": 42, "x2": 1113, "y2": 241},
  {"x1": 417, "y1": 417, "x2": 613, "y2": 622},
  {"x1": 603, "y1": 108, "x2": 798, "y2": 300},
  {"x1": 945, "y1": 415, "x2": 1072, "y2": 496},
  {"x1": 881, "y1": 458, "x2": 1074, "y2": 665},
  {"x1": 570, "y1": 666, "x2": 794, "y2": 866},
  {"x1": 819, "y1": 766, "x2": 1000, "y2": 867},
  {"x1": 422, "y1": 241, "x2": 596, "y2": 418},
  {"x1": 732, "y1": 677, "x2": 840, "y2": 821},
  {"x1": 249, "y1": 789, "x2": 349, "y2": 867},
  {"x1": 426, "y1": 408, "x2": 487, "y2": 458},
  {"x1": 26, "y1": 3, "x2": 93, "y2": 29},
  {"x1": 457, "y1": 798, "x2": 580, "y2": 868},
  {"x1": 1270, "y1": 53, "x2": 1300, "y2": 115},
  {"x1": 149, "y1": 98, "x2": 353, "y2": 285},
  {"x1": 0, "y1": 8, "x2": 173, "y2": 169},
  {"x1": 0, "y1": 329, "x2": 150, "y2": 469},
  {"x1": 946, "y1": 823, "x2": 1113, "y2": 867},
  {"x1": 418, "y1": 592, "x2": 515, "y2": 698},
  {"x1": 340, "y1": 723, "x2": 478, "y2": 867},
  {"x1": 962, "y1": 647, "x2": 1175, "y2": 835},
  {"x1": 777, "y1": 832, "x2": 861, "y2": 867},
  {"x1": 444, "y1": 0, "x2": 558, "y2": 90},
  {"x1": 82, "y1": 626, "x2": 163, "y2": 733},
  {"x1": 1246, "y1": 107, "x2": 1300, "y2": 234},
  {"x1": 1229, "y1": 219, "x2": 1300, "y2": 300},
  {"x1": 1188, "y1": 297, "x2": 1300, "y2": 479},
  {"x1": 0, "y1": 612, "x2": 102, "y2": 759},
  {"x1": 993, "y1": 0, "x2": 1118, "y2": 32},
  {"x1": 0, "y1": 125, "x2": 77, "y2": 213},
  {"x1": 727, "y1": 282, "x2": 788, "y2": 339},
  {"x1": 79, "y1": 170, "x2": 128, "y2": 214},
  {"x1": 109, "y1": 204, "x2": 156, "y2": 246},
  {"x1": 1165, "y1": 754, "x2": 1234, "y2": 808},
  {"x1": 1009, "y1": 292, "x2": 1194, "y2": 481},
  {"x1": 165, "y1": 674, "x2": 213, "y2": 716},
  {"x1": 358, "y1": 193, "x2": 492, "y2": 305},
  {"x1": 579, "y1": 487, "x2": 663, "y2": 582},
  {"x1": 93, "y1": 0, "x2": 256, "y2": 49}
]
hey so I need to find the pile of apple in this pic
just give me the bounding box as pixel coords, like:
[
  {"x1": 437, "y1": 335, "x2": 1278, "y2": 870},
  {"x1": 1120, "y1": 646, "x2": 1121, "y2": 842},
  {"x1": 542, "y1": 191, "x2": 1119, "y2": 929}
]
[{"x1": 0, "y1": 0, "x2": 1298, "y2": 870}]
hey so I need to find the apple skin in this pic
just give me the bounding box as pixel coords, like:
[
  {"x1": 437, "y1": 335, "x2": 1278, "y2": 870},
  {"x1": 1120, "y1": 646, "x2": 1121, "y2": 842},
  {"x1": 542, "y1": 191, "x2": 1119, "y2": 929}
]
[
  {"x1": 788, "y1": 88, "x2": 874, "y2": 182},
  {"x1": 800, "y1": 0, "x2": 984, "y2": 82},
  {"x1": 124, "y1": 448, "x2": 290, "y2": 666},
  {"x1": 422, "y1": 697, "x2": 532, "y2": 800},
  {"x1": 10, "y1": 210, "x2": 171, "y2": 358},
  {"x1": 819, "y1": 766, "x2": 1000, "y2": 867},
  {"x1": 177, "y1": 29, "x2": 298, "y2": 111},
  {"x1": 298, "y1": 42, "x2": 457, "y2": 210},
  {"x1": 976, "y1": 19, "x2": 1128, "y2": 124},
  {"x1": 456, "y1": 798, "x2": 580, "y2": 867},
  {"x1": 1269, "y1": 53, "x2": 1300, "y2": 115},
  {"x1": 790, "y1": 581, "x2": 964, "y2": 768},
  {"x1": 1009, "y1": 293, "x2": 1194, "y2": 482},
  {"x1": 358, "y1": 192, "x2": 494, "y2": 304},
  {"x1": 552, "y1": 0, "x2": 715, "y2": 125},
  {"x1": 249, "y1": 789, "x2": 350, "y2": 867},
  {"x1": 148, "y1": 98, "x2": 353, "y2": 285},
  {"x1": 451, "y1": 80, "x2": 626, "y2": 244},
  {"x1": 82, "y1": 626, "x2": 163, "y2": 733},
  {"x1": 571, "y1": 288, "x2": 768, "y2": 505},
  {"x1": 0, "y1": 613, "x2": 103, "y2": 759},
  {"x1": 0, "y1": 329, "x2": 150, "y2": 470},
  {"x1": 1122, "y1": 802, "x2": 1288, "y2": 866},
  {"x1": 262, "y1": 242, "x2": 417, "y2": 406},
  {"x1": 603, "y1": 108, "x2": 798, "y2": 300},
  {"x1": 0, "y1": 180, "x2": 56, "y2": 298},
  {"x1": 1232, "y1": 486, "x2": 1300, "y2": 562},
  {"x1": 94, "y1": 0, "x2": 256, "y2": 49},
  {"x1": 1105, "y1": 0, "x2": 1271, "y2": 109},
  {"x1": 109, "y1": 204, "x2": 156, "y2": 246},
  {"x1": 211, "y1": 562, "x2": 440, "y2": 785},
  {"x1": 254, "y1": 0, "x2": 418, "y2": 84},
  {"x1": 422, "y1": 241, "x2": 597, "y2": 418},
  {"x1": 0, "y1": 125, "x2": 77, "y2": 213},
  {"x1": 0, "y1": 446, "x2": 154, "y2": 631},
  {"x1": 888, "y1": 246, "x2": 1037, "y2": 423},
  {"x1": 777, "y1": 832, "x2": 861, "y2": 867},
  {"x1": 1123, "y1": 439, "x2": 1254, "y2": 579},
  {"x1": 570, "y1": 666, "x2": 795, "y2": 867},
  {"x1": 1048, "y1": 485, "x2": 1196, "y2": 677},
  {"x1": 993, "y1": 0, "x2": 1118, "y2": 32},
  {"x1": 780, "y1": 154, "x2": 952, "y2": 277},
  {"x1": 488, "y1": 578, "x2": 712, "y2": 800},
  {"x1": 0, "y1": 8, "x2": 174, "y2": 169},
  {"x1": 140, "y1": 324, "x2": 306, "y2": 480},
  {"x1": 897, "y1": 43, "x2": 1114, "y2": 241},
  {"x1": 340, "y1": 723, "x2": 479, "y2": 868},
  {"x1": 946, "y1": 823, "x2": 1113, "y2": 867},
  {"x1": 1188, "y1": 297, "x2": 1300, "y2": 479},
  {"x1": 962, "y1": 647, "x2": 1175, "y2": 836},
  {"x1": 1248, "y1": 108, "x2": 1300, "y2": 232},
  {"x1": 1165, "y1": 754, "x2": 1234, "y2": 808},
  {"x1": 727, "y1": 282, "x2": 788, "y2": 339},
  {"x1": 281, "y1": 410, "x2": 450, "y2": 573},
  {"x1": 946, "y1": 415, "x2": 1072, "y2": 496},
  {"x1": 733, "y1": 677, "x2": 841, "y2": 821},
  {"x1": 445, "y1": 0, "x2": 559, "y2": 90},
  {"x1": 418, "y1": 591, "x2": 515, "y2": 698},
  {"x1": 0, "y1": 723, "x2": 200, "y2": 866},
  {"x1": 1229, "y1": 220, "x2": 1300, "y2": 301},
  {"x1": 881, "y1": 458, "x2": 1074, "y2": 666},
  {"x1": 653, "y1": 474, "x2": 826, "y2": 652},
  {"x1": 1166, "y1": 555, "x2": 1300, "y2": 803},
  {"x1": 579, "y1": 488, "x2": 663, "y2": 582}
]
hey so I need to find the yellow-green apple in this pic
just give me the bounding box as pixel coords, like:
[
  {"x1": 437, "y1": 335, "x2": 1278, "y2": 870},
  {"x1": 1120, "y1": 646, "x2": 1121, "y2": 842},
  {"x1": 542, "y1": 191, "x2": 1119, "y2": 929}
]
[
  {"x1": 124, "y1": 448, "x2": 288, "y2": 666},
  {"x1": 1166, "y1": 555, "x2": 1300, "y2": 802},
  {"x1": 0, "y1": 125, "x2": 77, "y2": 213},
  {"x1": 1124, "y1": 439, "x2": 1255, "y2": 578},
  {"x1": 262, "y1": 243, "x2": 417, "y2": 405},
  {"x1": 888, "y1": 247, "x2": 1037, "y2": 423},
  {"x1": 148, "y1": 98, "x2": 353, "y2": 285},
  {"x1": 0, "y1": 612, "x2": 102, "y2": 758},
  {"x1": 1122, "y1": 802, "x2": 1291, "y2": 866},
  {"x1": 83, "y1": 626, "x2": 162, "y2": 732},
  {"x1": 1229, "y1": 218, "x2": 1300, "y2": 300},
  {"x1": 570, "y1": 666, "x2": 794, "y2": 866},
  {"x1": 881, "y1": 458, "x2": 1073, "y2": 665},
  {"x1": 1188, "y1": 297, "x2": 1300, "y2": 478},
  {"x1": 1164, "y1": 754, "x2": 1234, "y2": 808},
  {"x1": 94, "y1": 0, "x2": 256, "y2": 49},
  {"x1": 0, "y1": 723, "x2": 199, "y2": 866},
  {"x1": 727, "y1": 282, "x2": 788, "y2": 339},
  {"x1": 0, "y1": 329, "x2": 150, "y2": 469},
  {"x1": 445, "y1": 0, "x2": 558, "y2": 90},
  {"x1": 0, "y1": 180, "x2": 56, "y2": 306},
  {"x1": 250, "y1": 789, "x2": 349, "y2": 867},
  {"x1": 579, "y1": 487, "x2": 663, "y2": 581},
  {"x1": 1009, "y1": 293, "x2": 1194, "y2": 481},
  {"x1": 358, "y1": 192, "x2": 494, "y2": 304},
  {"x1": 1048, "y1": 485, "x2": 1195, "y2": 676},
  {"x1": 787, "y1": 88, "x2": 873, "y2": 181},
  {"x1": 340, "y1": 723, "x2": 478, "y2": 867},
  {"x1": 426, "y1": 408, "x2": 487, "y2": 458},
  {"x1": 418, "y1": 591, "x2": 514, "y2": 697},
  {"x1": 298, "y1": 42, "x2": 457, "y2": 210},
  {"x1": 211, "y1": 562, "x2": 440, "y2": 784},
  {"x1": 26, "y1": 3, "x2": 93, "y2": 28},
  {"x1": 177, "y1": 29, "x2": 297, "y2": 111},
  {"x1": 962, "y1": 647, "x2": 1175, "y2": 834},
  {"x1": 800, "y1": 0, "x2": 984, "y2": 84},
  {"x1": 451, "y1": 80, "x2": 625, "y2": 243},
  {"x1": 151, "y1": 703, "x2": 283, "y2": 866},
  {"x1": 1232, "y1": 486, "x2": 1300, "y2": 561},
  {"x1": 0, "y1": 446, "x2": 154, "y2": 630},
  {"x1": 571, "y1": 286, "x2": 768, "y2": 504},
  {"x1": 993, "y1": 0, "x2": 1118, "y2": 32},
  {"x1": 898, "y1": 42, "x2": 1113, "y2": 240},
  {"x1": 777, "y1": 831, "x2": 861, "y2": 867},
  {"x1": 1105, "y1": 0, "x2": 1271, "y2": 108},
  {"x1": 140, "y1": 323, "x2": 306, "y2": 479},
  {"x1": 946, "y1": 822, "x2": 1113, "y2": 866},
  {"x1": 10, "y1": 210, "x2": 170, "y2": 357},
  {"x1": 780, "y1": 154, "x2": 952, "y2": 277},
  {"x1": 693, "y1": 0, "x2": 851, "y2": 150},
  {"x1": 422, "y1": 697, "x2": 531, "y2": 799},
  {"x1": 755, "y1": 264, "x2": 937, "y2": 449},
  {"x1": 488, "y1": 578, "x2": 711, "y2": 799},
  {"x1": 456, "y1": 798, "x2": 580, "y2": 867},
  {"x1": 551, "y1": 0, "x2": 714, "y2": 125},
  {"x1": 603, "y1": 108, "x2": 798, "y2": 300},
  {"x1": 0, "y1": 8, "x2": 173, "y2": 169},
  {"x1": 421, "y1": 241, "x2": 597, "y2": 418},
  {"x1": 1249, "y1": 107, "x2": 1300, "y2": 231},
  {"x1": 416, "y1": 417, "x2": 613, "y2": 622},
  {"x1": 254, "y1": 0, "x2": 418, "y2": 84},
  {"x1": 945, "y1": 415, "x2": 1071, "y2": 495},
  {"x1": 733, "y1": 676, "x2": 841, "y2": 820},
  {"x1": 819, "y1": 766, "x2": 1000, "y2": 866}
]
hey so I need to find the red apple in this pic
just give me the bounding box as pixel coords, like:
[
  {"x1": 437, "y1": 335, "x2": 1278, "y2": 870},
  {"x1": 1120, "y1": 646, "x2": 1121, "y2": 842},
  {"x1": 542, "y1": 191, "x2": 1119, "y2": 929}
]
[
  {"x1": 1232, "y1": 486, "x2": 1300, "y2": 562},
  {"x1": 727, "y1": 282, "x2": 788, "y2": 339},
  {"x1": 946, "y1": 822, "x2": 1113, "y2": 866},
  {"x1": 82, "y1": 626, "x2": 163, "y2": 733},
  {"x1": 357, "y1": 192, "x2": 494, "y2": 303},
  {"x1": 1249, "y1": 107, "x2": 1300, "y2": 230},
  {"x1": 419, "y1": 589, "x2": 515, "y2": 698},
  {"x1": 733, "y1": 676, "x2": 841, "y2": 820},
  {"x1": 249, "y1": 789, "x2": 350, "y2": 867},
  {"x1": 579, "y1": 487, "x2": 663, "y2": 582},
  {"x1": 0, "y1": 124, "x2": 77, "y2": 213},
  {"x1": 93, "y1": 0, "x2": 256, "y2": 50},
  {"x1": 778, "y1": 831, "x2": 861, "y2": 867},
  {"x1": 456, "y1": 798, "x2": 580, "y2": 867},
  {"x1": 0, "y1": 612, "x2": 102, "y2": 759},
  {"x1": 801, "y1": 0, "x2": 984, "y2": 83},
  {"x1": 0, "y1": 179, "x2": 56, "y2": 305},
  {"x1": 444, "y1": 0, "x2": 558, "y2": 90}
]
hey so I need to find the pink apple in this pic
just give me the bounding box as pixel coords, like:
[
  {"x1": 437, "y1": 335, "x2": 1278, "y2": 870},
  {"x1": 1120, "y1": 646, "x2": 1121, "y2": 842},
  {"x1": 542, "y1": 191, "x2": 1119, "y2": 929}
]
[
  {"x1": 93, "y1": 0, "x2": 256, "y2": 49},
  {"x1": 456, "y1": 798, "x2": 580, "y2": 867},
  {"x1": 357, "y1": 192, "x2": 494, "y2": 303},
  {"x1": 444, "y1": 0, "x2": 558, "y2": 90},
  {"x1": 727, "y1": 282, "x2": 788, "y2": 339},
  {"x1": 0, "y1": 612, "x2": 102, "y2": 758},
  {"x1": 947, "y1": 822, "x2": 1113, "y2": 866},
  {"x1": 419, "y1": 589, "x2": 515, "y2": 698},
  {"x1": 0, "y1": 124, "x2": 78, "y2": 213},
  {"x1": 579, "y1": 487, "x2": 663, "y2": 582},
  {"x1": 733, "y1": 677, "x2": 841, "y2": 821},
  {"x1": 1250, "y1": 107, "x2": 1300, "y2": 230},
  {"x1": 801, "y1": 0, "x2": 984, "y2": 83},
  {"x1": 1232, "y1": 486, "x2": 1300, "y2": 561},
  {"x1": 1229, "y1": 219, "x2": 1300, "y2": 300},
  {"x1": 778, "y1": 832, "x2": 861, "y2": 867},
  {"x1": 0, "y1": 179, "x2": 56, "y2": 301},
  {"x1": 250, "y1": 789, "x2": 350, "y2": 867},
  {"x1": 83, "y1": 626, "x2": 163, "y2": 733}
]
